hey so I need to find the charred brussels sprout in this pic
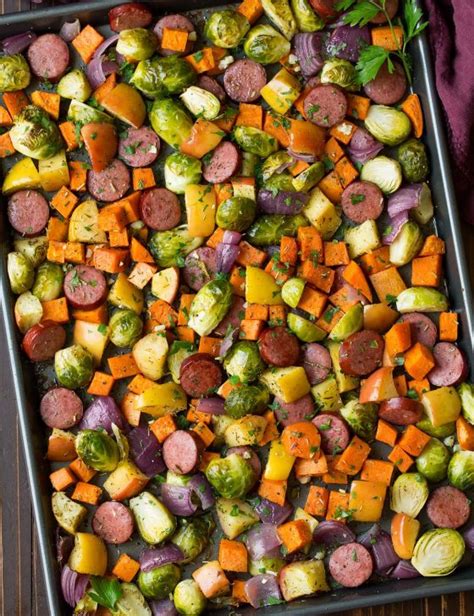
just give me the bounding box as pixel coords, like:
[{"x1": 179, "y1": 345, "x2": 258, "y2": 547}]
[
  {"x1": 416, "y1": 438, "x2": 450, "y2": 483},
  {"x1": 148, "y1": 226, "x2": 204, "y2": 267},
  {"x1": 14, "y1": 236, "x2": 48, "y2": 268},
  {"x1": 7, "y1": 252, "x2": 34, "y2": 294},
  {"x1": 132, "y1": 56, "x2": 196, "y2": 99},
  {"x1": 174, "y1": 579, "x2": 206, "y2": 616},
  {"x1": 224, "y1": 383, "x2": 270, "y2": 418},
  {"x1": 188, "y1": 278, "x2": 233, "y2": 337},
  {"x1": 164, "y1": 152, "x2": 202, "y2": 194},
  {"x1": 57, "y1": 69, "x2": 92, "y2": 102},
  {"x1": 389, "y1": 221, "x2": 424, "y2": 266},
  {"x1": 243, "y1": 24, "x2": 291, "y2": 64},
  {"x1": 216, "y1": 197, "x2": 257, "y2": 232},
  {"x1": 262, "y1": 0, "x2": 297, "y2": 40},
  {"x1": 171, "y1": 516, "x2": 214, "y2": 563},
  {"x1": 0, "y1": 54, "x2": 31, "y2": 92},
  {"x1": 260, "y1": 151, "x2": 293, "y2": 182},
  {"x1": 149, "y1": 99, "x2": 193, "y2": 149},
  {"x1": 54, "y1": 344, "x2": 94, "y2": 389},
  {"x1": 224, "y1": 341, "x2": 265, "y2": 383},
  {"x1": 246, "y1": 213, "x2": 308, "y2": 246},
  {"x1": 412, "y1": 529, "x2": 465, "y2": 577},
  {"x1": 390, "y1": 472, "x2": 429, "y2": 518},
  {"x1": 180, "y1": 86, "x2": 221, "y2": 120},
  {"x1": 264, "y1": 172, "x2": 296, "y2": 193},
  {"x1": 206, "y1": 453, "x2": 256, "y2": 498},
  {"x1": 459, "y1": 382, "x2": 474, "y2": 424},
  {"x1": 321, "y1": 59, "x2": 357, "y2": 90},
  {"x1": 138, "y1": 563, "x2": 181, "y2": 600},
  {"x1": 448, "y1": 451, "x2": 474, "y2": 491},
  {"x1": 204, "y1": 10, "x2": 250, "y2": 48},
  {"x1": 397, "y1": 138, "x2": 429, "y2": 183},
  {"x1": 116, "y1": 28, "x2": 158, "y2": 61},
  {"x1": 10, "y1": 105, "x2": 62, "y2": 160},
  {"x1": 416, "y1": 415, "x2": 455, "y2": 438},
  {"x1": 340, "y1": 398, "x2": 378, "y2": 442},
  {"x1": 291, "y1": 0, "x2": 324, "y2": 31},
  {"x1": 364, "y1": 105, "x2": 411, "y2": 146},
  {"x1": 31, "y1": 262, "x2": 64, "y2": 302},
  {"x1": 109, "y1": 309, "x2": 143, "y2": 348},
  {"x1": 75, "y1": 429, "x2": 120, "y2": 472},
  {"x1": 234, "y1": 126, "x2": 279, "y2": 158}
]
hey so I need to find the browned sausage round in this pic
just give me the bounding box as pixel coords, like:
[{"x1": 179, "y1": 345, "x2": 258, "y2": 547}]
[
  {"x1": 274, "y1": 394, "x2": 315, "y2": 427},
  {"x1": 329, "y1": 543, "x2": 373, "y2": 588},
  {"x1": 378, "y1": 397, "x2": 424, "y2": 425},
  {"x1": 109, "y1": 3, "x2": 153, "y2": 32},
  {"x1": 27, "y1": 34, "x2": 69, "y2": 81},
  {"x1": 339, "y1": 330, "x2": 384, "y2": 376},
  {"x1": 162, "y1": 430, "x2": 205, "y2": 474},
  {"x1": 183, "y1": 247, "x2": 217, "y2": 291},
  {"x1": 92, "y1": 502, "x2": 134, "y2": 544},
  {"x1": 370, "y1": 0, "x2": 399, "y2": 23},
  {"x1": 140, "y1": 188, "x2": 181, "y2": 231},
  {"x1": 40, "y1": 388, "x2": 83, "y2": 429},
  {"x1": 87, "y1": 159, "x2": 131, "y2": 203},
  {"x1": 397, "y1": 313, "x2": 437, "y2": 348},
  {"x1": 22, "y1": 321, "x2": 66, "y2": 362},
  {"x1": 197, "y1": 75, "x2": 226, "y2": 102},
  {"x1": 180, "y1": 353, "x2": 223, "y2": 397},
  {"x1": 8, "y1": 190, "x2": 49, "y2": 237},
  {"x1": 427, "y1": 486, "x2": 470, "y2": 529},
  {"x1": 119, "y1": 127, "x2": 160, "y2": 168},
  {"x1": 312, "y1": 413, "x2": 350, "y2": 454},
  {"x1": 428, "y1": 342, "x2": 468, "y2": 387},
  {"x1": 154, "y1": 14, "x2": 195, "y2": 56},
  {"x1": 341, "y1": 181, "x2": 384, "y2": 224},
  {"x1": 224, "y1": 60, "x2": 267, "y2": 102},
  {"x1": 304, "y1": 84, "x2": 347, "y2": 127},
  {"x1": 303, "y1": 343, "x2": 332, "y2": 385},
  {"x1": 258, "y1": 326, "x2": 300, "y2": 367},
  {"x1": 202, "y1": 141, "x2": 241, "y2": 184},
  {"x1": 64, "y1": 265, "x2": 108, "y2": 310},
  {"x1": 364, "y1": 61, "x2": 407, "y2": 105}
]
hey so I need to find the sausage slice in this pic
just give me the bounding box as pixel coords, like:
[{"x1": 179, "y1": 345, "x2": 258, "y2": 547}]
[
  {"x1": 40, "y1": 388, "x2": 83, "y2": 429},
  {"x1": 180, "y1": 353, "x2": 223, "y2": 397},
  {"x1": 162, "y1": 430, "x2": 205, "y2": 474},
  {"x1": 259, "y1": 326, "x2": 301, "y2": 367},
  {"x1": 64, "y1": 265, "x2": 108, "y2": 310},
  {"x1": 339, "y1": 330, "x2": 384, "y2": 376}
]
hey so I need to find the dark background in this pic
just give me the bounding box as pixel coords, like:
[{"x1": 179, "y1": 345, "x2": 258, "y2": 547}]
[{"x1": 0, "y1": 0, "x2": 474, "y2": 615}]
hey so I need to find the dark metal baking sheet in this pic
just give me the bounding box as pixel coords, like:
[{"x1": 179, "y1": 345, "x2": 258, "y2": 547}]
[{"x1": 0, "y1": 2, "x2": 473, "y2": 615}]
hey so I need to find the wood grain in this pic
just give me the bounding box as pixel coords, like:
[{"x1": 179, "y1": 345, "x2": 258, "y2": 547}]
[{"x1": 0, "y1": 1, "x2": 473, "y2": 615}]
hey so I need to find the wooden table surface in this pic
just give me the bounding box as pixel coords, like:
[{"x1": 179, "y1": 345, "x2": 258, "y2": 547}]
[{"x1": 0, "y1": 0, "x2": 473, "y2": 614}]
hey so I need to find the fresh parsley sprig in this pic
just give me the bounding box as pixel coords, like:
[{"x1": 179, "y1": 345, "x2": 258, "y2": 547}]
[{"x1": 88, "y1": 577, "x2": 123, "y2": 611}]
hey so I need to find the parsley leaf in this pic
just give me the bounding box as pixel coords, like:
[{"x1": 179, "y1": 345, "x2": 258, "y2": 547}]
[
  {"x1": 355, "y1": 45, "x2": 391, "y2": 85},
  {"x1": 88, "y1": 577, "x2": 122, "y2": 610},
  {"x1": 403, "y1": 0, "x2": 429, "y2": 43},
  {"x1": 343, "y1": 0, "x2": 380, "y2": 26}
]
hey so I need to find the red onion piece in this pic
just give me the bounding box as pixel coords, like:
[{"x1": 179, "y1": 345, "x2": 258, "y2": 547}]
[
  {"x1": 219, "y1": 326, "x2": 239, "y2": 357},
  {"x1": 56, "y1": 528, "x2": 74, "y2": 568},
  {"x1": 382, "y1": 211, "x2": 409, "y2": 245},
  {"x1": 222, "y1": 230, "x2": 242, "y2": 245},
  {"x1": 150, "y1": 599, "x2": 178, "y2": 616},
  {"x1": 160, "y1": 483, "x2": 198, "y2": 516},
  {"x1": 391, "y1": 559, "x2": 420, "y2": 579},
  {"x1": 255, "y1": 498, "x2": 293, "y2": 525},
  {"x1": 347, "y1": 128, "x2": 384, "y2": 164},
  {"x1": 59, "y1": 19, "x2": 80, "y2": 42},
  {"x1": 197, "y1": 397, "x2": 226, "y2": 415},
  {"x1": 245, "y1": 574, "x2": 282, "y2": 609},
  {"x1": 258, "y1": 189, "x2": 309, "y2": 215},
  {"x1": 387, "y1": 184, "x2": 423, "y2": 218},
  {"x1": 313, "y1": 520, "x2": 356, "y2": 545},
  {"x1": 189, "y1": 473, "x2": 215, "y2": 510},
  {"x1": 79, "y1": 396, "x2": 127, "y2": 433},
  {"x1": 216, "y1": 242, "x2": 240, "y2": 273},
  {"x1": 287, "y1": 149, "x2": 317, "y2": 163},
  {"x1": 358, "y1": 524, "x2": 398, "y2": 574},
  {"x1": 293, "y1": 32, "x2": 325, "y2": 77},
  {"x1": 463, "y1": 524, "x2": 474, "y2": 551},
  {"x1": 1, "y1": 31, "x2": 37, "y2": 55},
  {"x1": 60, "y1": 565, "x2": 89, "y2": 608},
  {"x1": 140, "y1": 545, "x2": 184, "y2": 572},
  {"x1": 86, "y1": 34, "x2": 119, "y2": 89},
  {"x1": 245, "y1": 524, "x2": 282, "y2": 560},
  {"x1": 128, "y1": 425, "x2": 165, "y2": 476},
  {"x1": 326, "y1": 25, "x2": 371, "y2": 62}
]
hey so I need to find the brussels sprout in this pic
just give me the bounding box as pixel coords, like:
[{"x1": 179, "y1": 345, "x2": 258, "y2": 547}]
[
  {"x1": 54, "y1": 344, "x2": 94, "y2": 389},
  {"x1": 262, "y1": 0, "x2": 297, "y2": 40},
  {"x1": 164, "y1": 152, "x2": 202, "y2": 194},
  {"x1": 411, "y1": 182, "x2": 434, "y2": 225},
  {"x1": 448, "y1": 450, "x2": 474, "y2": 491},
  {"x1": 10, "y1": 105, "x2": 62, "y2": 160},
  {"x1": 360, "y1": 156, "x2": 402, "y2": 194},
  {"x1": 57, "y1": 69, "x2": 92, "y2": 102},
  {"x1": 67, "y1": 100, "x2": 113, "y2": 125},
  {"x1": 397, "y1": 138, "x2": 429, "y2": 183},
  {"x1": 138, "y1": 564, "x2": 181, "y2": 600},
  {"x1": 132, "y1": 56, "x2": 196, "y2": 99},
  {"x1": 329, "y1": 302, "x2": 363, "y2": 341},
  {"x1": 416, "y1": 415, "x2": 455, "y2": 438},
  {"x1": 389, "y1": 220, "x2": 424, "y2": 266},
  {"x1": 415, "y1": 438, "x2": 450, "y2": 483},
  {"x1": 7, "y1": 251, "x2": 34, "y2": 294},
  {"x1": 396, "y1": 287, "x2": 449, "y2": 313},
  {"x1": 234, "y1": 126, "x2": 278, "y2": 158},
  {"x1": 130, "y1": 491, "x2": 177, "y2": 544},
  {"x1": 188, "y1": 278, "x2": 233, "y2": 337},
  {"x1": 412, "y1": 529, "x2": 465, "y2": 577},
  {"x1": 340, "y1": 399, "x2": 378, "y2": 442},
  {"x1": 31, "y1": 262, "x2": 64, "y2": 301},
  {"x1": 114, "y1": 583, "x2": 152, "y2": 616},
  {"x1": 109, "y1": 309, "x2": 143, "y2": 348},
  {"x1": 246, "y1": 214, "x2": 309, "y2": 246},
  {"x1": 204, "y1": 10, "x2": 250, "y2": 48},
  {"x1": 281, "y1": 277, "x2": 305, "y2": 308},
  {"x1": 216, "y1": 197, "x2": 256, "y2": 232},
  {"x1": 390, "y1": 472, "x2": 429, "y2": 518},
  {"x1": 0, "y1": 54, "x2": 30, "y2": 92},
  {"x1": 14, "y1": 236, "x2": 48, "y2": 268},
  {"x1": 117, "y1": 28, "x2": 158, "y2": 61},
  {"x1": 292, "y1": 161, "x2": 325, "y2": 192},
  {"x1": 174, "y1": 579, "x2": 206, "y2": 616},
  {"x1": 206, "y1": 453, "x2": 256, "y2": 498},
  {"x1": 364, "y1": 105, "x2": 411, "y2": 146},
  {"x1": 149, "y1": 99, "x2": 194, "y2": 149},
  {"x1": 260, "y1": 151, "x2": 293, "y2": 182},
  {"x1": 321, "y1": 59, "x2": 357, "y2": 90},
  {"x1": 167, "y1": 341, "x2": 195, "y2": 384},
  {"x1": 243, "y1": 24, "x2": 291, "y2": 64},
  {"x1": 75, "y1": 429, "x2": 120, "y2": 472},
  {"x1": 180, "y1": 86, "x2": 221, "y2": 120},
  {"x1": 148, "y1": 225, "x2": 204, "y2": 267},
  {"x1": 249, "y1": 556, "x2": 286, "y2": 576},
  {"x1": 459, "y1": 383, "x2": 474, "y2": 425},
  {"x1": 264, "y1": 171, "x2": 296, "y2": 193},
  {"x1": 224, "y1": 340, "x2": 265, "y2": 383},
  {"x1": 171, "y1": 516, "x2": 214, "y2": 563},
  {"x1": 291, "y1": 0, "x2": 324, "y2": 31},
  {"x1": 14, "y1": 291, "x2": 43, "y2": 333},
  {"x1": 287, "y1": 313, "x2": 326, "y2": 342},
  {"x1": 224, "y1": 383, "x2": 270, "y2": 418}
]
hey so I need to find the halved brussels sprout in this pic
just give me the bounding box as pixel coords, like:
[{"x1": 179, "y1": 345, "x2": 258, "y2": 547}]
[
  {"x1": 287, "y1": 313, "x2": 326, "y2": 342},
  {"x1": 57, "y1": 69, "x2": 92, "y2": 102},
  {"x1": 14, "y1": 291, "x2": 43, "y2": 334},
  {"x1": 389, "y1": 220, "x2": 423, "y2": 266},
  {"x1": 117, "y1": 28, "x2": 158, "y2": 61},
  {"x1": 260, "y1": 150, "x2": 293, "y2": 181},
  {"x1": 67, "y1": 100, "x2": 113, "y2": 125},
  {"x1": 0, "y1": 54, "x2": 30, "y2": 92},
  {"x1": 416, "y1": 415, "x2": 455, "y2": 439},
  {"x1": 149, "y1": 99, "x2": 194, "y2": 149},
  {"x1": 459, "y1": 383, "x2": 474, "y2": 425},
  {"x1": 164, "y1": 152, "x2": 202, "y2": 194},
  {"x1": 291, "y1": 0, "x2": 324, "y2": 31},
  {"x1": 75, "y1": 429, "x2": 120, "y2": 472},
  {"x1": 360, "y1": 156, "x2": 402, "y2": 194},
  {"x1": 206, "y1": 453, "x2": 256, "y2": 498},
  {"x1": 340, "y1": 398, "x2": 378, "y2": 442},
  {"x1": 54, "y1": 344, "x2": 94, "y2": 389},
  {"x1": 188, "y1": 278, "x2": 233, "y2": 337},
  {"x1": 390, "y1": 472, "x2": 429, "y2": 518},
  {"x1": 234, "y1": 126, "x2": 278, "y2": 158},
  {"x1": 138, "y1": 564, "x2": 181, "y2": 600},
  {"x1": 412, "y1": 529, "x2": 465, "y2": 577},
  {"x1": 114, "y1": 583, "x2": 152, "y2": 616},
  {"x1": 396, "y1": 287, "x2": 448, "y2": 313},
  {"x1": 321, "y1": 59, "x2": 357, "y2": 90},
  {"x1": 31, "y1": 262, "x2": 64, "y2": 302},
  {"x1": 132, "y1": 56, "x2": 197, "y2": 99},
  {"x1": 292, "y1": 161, "x2": 325, "y2": 192},
  {"x1": 172, "y1": 516, "x2": 214, "y2": 563},
  {"x1": 264, "y1": 171, "x2": 296, "y2": 193},
  {"x1": 7, "y1": 251, "x2": 34, "y2": 295},
  {"x1": 148, "y1": 225, "x2": 204, "y2": 267},
  {"x1": 167, "y1": 341, "x2": 195, "y2": 384},
  {"x1": 282, "y1": 277, "x2": 305, "y2": 308},
  {"x1": 14, "y1": 236, "x2": 48, "y2": 268},
  {"x1": 109, "y1": 309, "x2": 143, "y2": 348},
  {"x1": 262, "y1": 0, "x2": 297, "y2": 40},
  {"x1": 130, "y1": 491, "x2": 177, "y2": 544},
  {"x1": 204, "y1": 10, "x2": 250, "y2": 48},
  {"x1": 416, "y1": 438, "x2": 450, "y2": 483},
  {"x1": 10, "y1": 105, "x2": 63, "y2": 160},
  {"x1": 180, "y1": 86, "x2": 221, "y2": 120},
  {"x1": 243, "y1": 24, "x2": 291, "y2": 64},
  {"x1": 448, "y1": 450, "x2": 474, "y2": 491},
  {"x1": 398, "y1": 138, "x2": 429, "y2": 183},
  {"x1": 174, "y1": 579, "x2": 206, "y2": 616},
  {"x1": 246, "y1": 213, "x2": 308, "y2": 246},
  {"x1": 224, "y1": 383, "x2": 270, "y2": 418},
  {"x1": 216, "y1": 197, "x2": 257, "y2": 232},
  {"x1": 365, "y1": 105, "x2": 411, "y2": 146},
  {"x1": 411, "y1": 182, "x2": 434, "y2": 225},
  {"x1": 224, "y1": 340, "x2": 265, "y2": 383}
]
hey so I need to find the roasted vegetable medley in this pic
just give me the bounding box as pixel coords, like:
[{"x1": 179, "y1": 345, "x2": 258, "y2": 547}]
[{"x1": 2, "y1": 0, "x2": 474, "y2": 613}]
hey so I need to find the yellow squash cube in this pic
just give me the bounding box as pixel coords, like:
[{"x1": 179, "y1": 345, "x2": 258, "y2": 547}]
[
  {"x1": 245, "y1": 265, "x2": 283, "y2": 305},
  {"x1": 264, "y1": 439, "x2": 296, "y2": 481},
  {"x1": 38, "y1": 149, "x2": 70, "y2": 192},
  {"x1": 260, "y1": 68, "x2": 301, "y2": 115},
  {"x1": 185, "y1": 184, "x2": 216, "y2": 237},
  {"x1": 349, "y1": 480, "x2": 387, "y2": 522},
  {"x1": 260, "y1": 366, "x2": 310, "y2": 403}
]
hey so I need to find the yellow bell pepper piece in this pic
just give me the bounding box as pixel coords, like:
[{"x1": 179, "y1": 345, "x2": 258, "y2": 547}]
[
  {"x1": 246, "y1": 265, "x2": 283, "y2": 305},
  {"x1": 264, "y1": 439, "x2": 295, "y2": 481},
  {"x1": 349, "y1": 480, "x2": 387, "y2": 522},
  {"x1": 2, "y1": 157, "x2": 41, "y2": 194},
  {"x1": 73, "y1": 320, "x2": 109, "y2": 364},
  {"x1": 136, "y1": 382, "x2": 187, "y2": 416},
  {"x1": 260, "y1": 68, "x2": 301, "y2": 115},
  {"x1": 38, "y1": 149, "x2": 70, "y2": 192},
  {"x1": 260, "y1": 366, "x2": 311, "y2": 403},
  {"x1": 68, "y1": 532, "x2": 107, "y2": 576},
  {"x1": 185, "y1": 184, "x2": 216, "y2": 237}
]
